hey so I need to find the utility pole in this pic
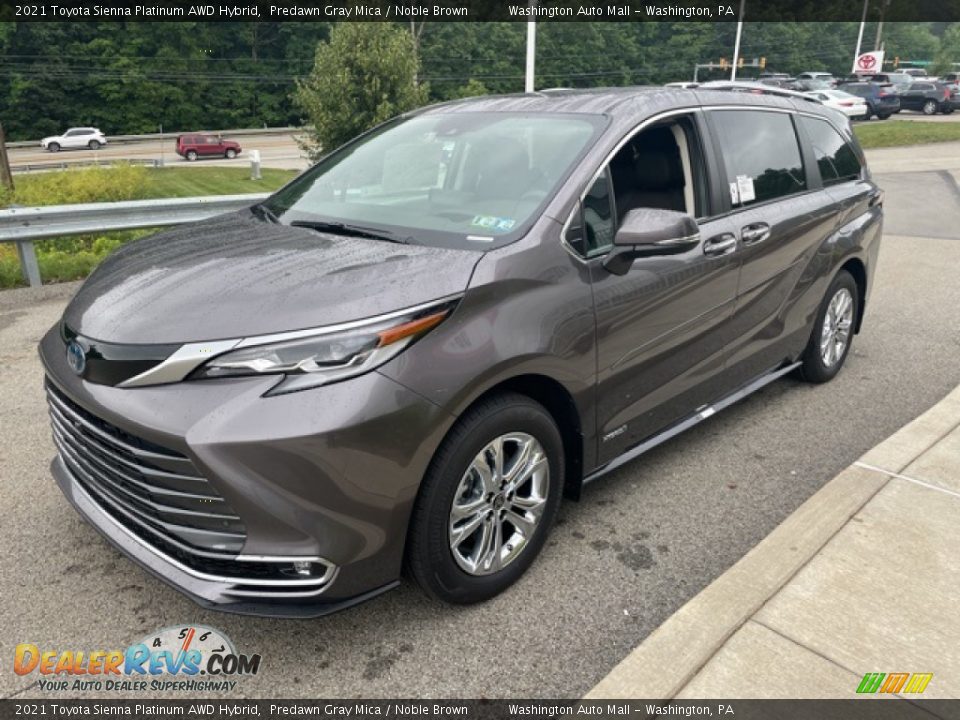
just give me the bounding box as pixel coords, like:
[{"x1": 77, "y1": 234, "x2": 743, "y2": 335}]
[
  {"x1": 730, "y1": 0, "x2": 746, "y2": 81},
  {"x1": 0, "y1": 123, "x2": 13, "y2": 192}
]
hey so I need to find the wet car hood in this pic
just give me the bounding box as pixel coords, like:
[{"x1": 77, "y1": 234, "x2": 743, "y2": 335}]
[{"x1": 63, "y1": 210, "x2": 482, "y2": 345}]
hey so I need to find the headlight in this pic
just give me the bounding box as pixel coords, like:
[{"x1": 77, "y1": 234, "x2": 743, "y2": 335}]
[{"x1": 191, "y1": 300, "x2": 456, "y2": 395}]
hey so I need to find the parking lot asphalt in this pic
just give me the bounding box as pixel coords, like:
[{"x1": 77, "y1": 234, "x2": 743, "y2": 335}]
[{"x1": 2, "y1": 169, "x2": 959, "y2": 700}]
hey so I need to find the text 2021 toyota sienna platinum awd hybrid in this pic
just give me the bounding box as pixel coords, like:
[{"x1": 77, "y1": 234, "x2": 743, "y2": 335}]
[{"x1": 40, "y1": 88, "x2": 882, "y2": 616}]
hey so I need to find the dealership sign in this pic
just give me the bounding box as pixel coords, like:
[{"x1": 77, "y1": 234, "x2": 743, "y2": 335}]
[{"x1": 853, "y1": 51, "x2": 885, "y2": 74}]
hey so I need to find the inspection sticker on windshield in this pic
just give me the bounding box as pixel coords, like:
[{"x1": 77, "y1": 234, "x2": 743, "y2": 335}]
[
  {"x1": 471, "y1": 215, "x2": 516, "y2": 233},
  {"x1": 736, "y1": 175, "x2": 756, "y2": 203}
]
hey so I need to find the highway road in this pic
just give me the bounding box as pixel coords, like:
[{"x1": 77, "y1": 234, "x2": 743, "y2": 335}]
[
  {"x1": 6, "y1": 113, "x2": 958, "y2": 172},
  {"x1": 1, "y1": 164, "x2": 959, "y2": 700},
  {"x1": 8, "y1": 132, "x2": 310, "y2": 172}
]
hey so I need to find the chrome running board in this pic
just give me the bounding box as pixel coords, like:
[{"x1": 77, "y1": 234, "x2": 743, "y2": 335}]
[{"x1": 584, "y1": 361, "x2": 802, "y2": 485}]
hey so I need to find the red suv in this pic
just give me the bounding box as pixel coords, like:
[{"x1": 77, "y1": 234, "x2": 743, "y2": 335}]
[{"x1": 175, "y1": 133, "x2": 242, "y2": 161}]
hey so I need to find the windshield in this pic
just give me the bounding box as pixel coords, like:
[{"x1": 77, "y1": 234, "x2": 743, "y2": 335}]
[{"x1": 264, "y1": 111, "x2": 605, "y2": 250}]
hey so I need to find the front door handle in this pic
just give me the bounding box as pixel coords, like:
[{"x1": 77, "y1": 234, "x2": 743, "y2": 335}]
[
  {"x1": 741, "y1": 222, "x2": 771, "y2": 246},
  {"x1": 703, "y1": 233, "x2": 737, "y2": 257}
]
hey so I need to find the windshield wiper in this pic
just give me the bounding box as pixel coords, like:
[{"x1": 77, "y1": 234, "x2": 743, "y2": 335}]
[
  {"x1": 250, "y1": 203, "x2": 280, "y2": 224},
  {"x1": 290, "y1": 220, "x2": 410, "y2": 245}
]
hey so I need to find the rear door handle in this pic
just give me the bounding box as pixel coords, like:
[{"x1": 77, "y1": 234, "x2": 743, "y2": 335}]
[
  {"x1": 741, "y1": 222, "x2": 771, "y2": 246},
  {"x1": 703, "y1": 232, "x2": 737, "y2": 257}
]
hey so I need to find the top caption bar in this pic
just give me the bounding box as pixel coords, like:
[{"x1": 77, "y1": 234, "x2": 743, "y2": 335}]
[{"x1": 2, "y1": 0, "x2": 958, "y2": 22}]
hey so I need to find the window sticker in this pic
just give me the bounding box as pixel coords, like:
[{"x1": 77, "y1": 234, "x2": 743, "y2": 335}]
[
  {"x1": 471, "y1": 215, "x2": 517, "y2": 233},
  {"x1": 729, "y1": 181, "x2": 740, "y2": 205},
  {"x1": 736, "y1": 175, "x2": 756, "y2": 204}
]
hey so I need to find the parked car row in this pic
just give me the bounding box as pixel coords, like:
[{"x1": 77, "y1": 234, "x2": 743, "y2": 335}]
[{"x1": 665, "y1": 74, "x2": 959, "y2": 119}]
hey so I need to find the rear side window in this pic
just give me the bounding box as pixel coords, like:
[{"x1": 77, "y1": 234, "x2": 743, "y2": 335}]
[
  {"x1": 797, "y1": 116, "x2": 862, "y2": 186},
  {"x1": 711, "y1": 110, "x2": 807, "y2": 207}
]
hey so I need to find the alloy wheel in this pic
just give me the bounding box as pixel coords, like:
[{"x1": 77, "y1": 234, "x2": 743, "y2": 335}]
[
  {"x1": 820, "y1": 287, "x2": 854, "y2": 368},
  {"x1": 448, "y1": 432, "x2": 549, "y2": 576}
]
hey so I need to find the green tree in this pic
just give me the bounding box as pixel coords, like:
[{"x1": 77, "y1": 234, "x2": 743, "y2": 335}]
[
  {"x1": 295, "y1": 23, "x2": 427, "y2": 159},
  {"x1": 930, "y1": 23, "x2": 960, "y2": 75}
]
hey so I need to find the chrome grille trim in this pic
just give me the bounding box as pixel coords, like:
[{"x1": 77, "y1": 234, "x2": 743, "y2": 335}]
[
  {"x1": 46, "y1": 383, "x2": 245, "y2": 554},
  {"x1": 54, "y1": 436, "x2": 246, "y2": 545},
  {"x1": 49, "y1": 412, "x2": 223, "y2": 504},
  {"x1": 52, "y1": 427, "x2": 240, "y2": 525},
  {"x1": 46, "y1": 390, "x2": 199, "y2": 475}
]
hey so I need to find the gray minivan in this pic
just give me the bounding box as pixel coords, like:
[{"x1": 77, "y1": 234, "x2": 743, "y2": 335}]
[{"x1": 40, "y1": 87, "x2": 883, "y2": 616}]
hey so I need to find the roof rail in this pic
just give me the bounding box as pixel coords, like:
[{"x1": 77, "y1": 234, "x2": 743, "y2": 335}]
[{"x1": 698, "y1": 81, "x2": 823, "y2": 104}]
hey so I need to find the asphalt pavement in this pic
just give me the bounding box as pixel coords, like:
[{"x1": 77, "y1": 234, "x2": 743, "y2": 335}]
[{"x1": 1, "y1": 167, "x2": 959, "y2": 700}]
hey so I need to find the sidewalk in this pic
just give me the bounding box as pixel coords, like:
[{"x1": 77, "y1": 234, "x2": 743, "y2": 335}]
[{"x1": 587, "y1": 383, "x2": 960, "y2": 700}]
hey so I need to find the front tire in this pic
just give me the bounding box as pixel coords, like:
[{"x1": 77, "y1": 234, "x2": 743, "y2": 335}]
[
  {"x1": 798, "y1": 270, "x2": 859, "y2": 384},
  {"x1": 225, "y1": 148, "x2": 237, "y2": 159},
  {"x1": 48, "y1": 142, "x2": 60, "y2": 152},
  {"x1": 407, "y1": 393, "x2": 564, "y2": 604}
]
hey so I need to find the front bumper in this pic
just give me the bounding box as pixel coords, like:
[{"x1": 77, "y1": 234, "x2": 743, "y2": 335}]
[{"x1": 40, "y1": 324, "x2": 456, "y2": 616}]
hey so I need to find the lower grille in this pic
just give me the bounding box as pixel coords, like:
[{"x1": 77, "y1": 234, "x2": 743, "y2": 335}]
[
  {"x1": 46, "y1": 382, "x2": 246, "y2": 555},
  {"x1": 46, "y1": 379, "x2": 337, "y2": 599}
]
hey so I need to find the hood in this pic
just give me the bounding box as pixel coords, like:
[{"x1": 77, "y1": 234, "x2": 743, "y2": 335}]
[
  {"x1": 64, "y1": 210, "x2": 482, "y2": 345},
  {"x1": 41, "y1": 136, "x2": 58, "y2": 143}
]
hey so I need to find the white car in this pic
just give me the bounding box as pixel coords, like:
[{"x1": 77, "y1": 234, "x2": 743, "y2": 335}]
[
  {"x1": 41, "y1": 127, "x2": 107, "y2": 152},
  {"x1": 804, "y1": 90, "x2": 869, "y2": 119}
]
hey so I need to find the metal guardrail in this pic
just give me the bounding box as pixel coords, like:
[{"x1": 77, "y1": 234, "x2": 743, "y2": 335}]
[
  {"x1": 5, "y1": 126, "x2": 301, "y2": 149},
  {"x1": 1, "y1": 193, "x2": 269, "y2": 287},
  {"x1": 11, "y1": 158, "x2": 163, "y2": 174}
]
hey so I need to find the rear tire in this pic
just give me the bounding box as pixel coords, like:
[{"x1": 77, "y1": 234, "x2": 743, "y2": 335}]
[
  {"x1": 88, "y1": 140, "x2": 101, "y2": 150},
  {"x1": 407, "y1": 393, "x2": 564, "y2": 604},
  {"x1": 798, "y1": 270, "x2": 859, "y2": 384},
  {"x1": 922, "y1": 100, "x2": 938, "y2": 115},
  {"x1": 185, "y1": 150, "x2": 198, "y2": 161},
  {"x1": 877, "y1": 112, "x2": 891, "y2": 120}
]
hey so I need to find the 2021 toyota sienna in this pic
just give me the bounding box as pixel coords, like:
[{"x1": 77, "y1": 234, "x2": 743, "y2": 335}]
[{"x1": 40, "y1": 87, "x2": 882, "y2": 616}]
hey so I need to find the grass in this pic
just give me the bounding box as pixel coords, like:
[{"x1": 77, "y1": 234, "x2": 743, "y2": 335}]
[
  {"x1": 854, "y1": 119, "x2": 960, "y2": 149},
  {"x1": 6, "y1": 165, "x2": 297, "y2": 204},
  {"x1": 136, "y1": 166, "x2": 297, "y2": 198},
  {"x1": 1, "y1": 165, "x2": 298, "y2": 288}
]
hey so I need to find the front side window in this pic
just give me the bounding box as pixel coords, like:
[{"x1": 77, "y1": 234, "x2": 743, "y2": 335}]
[
  {"x1": 798, "y1": 116, "x2": 862, "y2": 186},
  {"x1": 266, "y1": 112, "x2": 605, "y2": 251},
  {"x1": 711, "y1": 110, "x2": 806, "y2": 208},
  {"x1": 564, "y1": 116, "x2": 708, "y2": 259}
]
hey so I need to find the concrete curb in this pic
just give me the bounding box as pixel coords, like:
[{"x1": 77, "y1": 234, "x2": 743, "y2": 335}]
[{"x1": 585, "y1": 382, "x2": 960, "y2": 700}]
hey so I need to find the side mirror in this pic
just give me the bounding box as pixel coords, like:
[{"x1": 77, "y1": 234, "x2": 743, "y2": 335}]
[{"x1": 602, "y1": 208, "x2": 701, "y2": 275}]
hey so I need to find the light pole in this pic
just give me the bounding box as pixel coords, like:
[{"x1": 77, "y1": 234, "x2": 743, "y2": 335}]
[
  {"x1": 854, "y1": 0, "x2": 869, "y2": 64},
  {"x1": 730, "y1": 0, "x2": 745, "y2": 81},
  {"x1": 525, "y1": 7, "x2": 536, "y2": 92},
  {"x1": 874, "y1": 0, "x2": 892, "y2": 51}
]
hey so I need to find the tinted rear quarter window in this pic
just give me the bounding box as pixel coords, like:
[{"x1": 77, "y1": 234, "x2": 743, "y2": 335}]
[
  {"x1": 710, "y1": 109, "x2": 806, "y2": 208},
  {"x1": 797, "y1": 116, "x2": 862, "y2": 187}
]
